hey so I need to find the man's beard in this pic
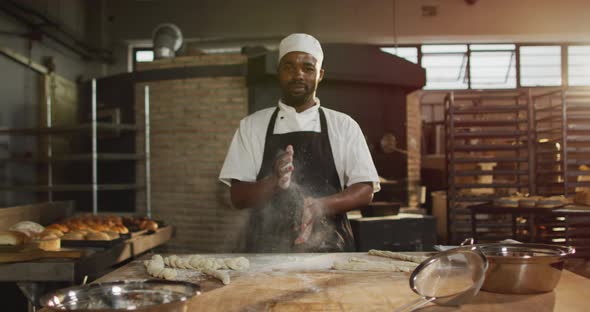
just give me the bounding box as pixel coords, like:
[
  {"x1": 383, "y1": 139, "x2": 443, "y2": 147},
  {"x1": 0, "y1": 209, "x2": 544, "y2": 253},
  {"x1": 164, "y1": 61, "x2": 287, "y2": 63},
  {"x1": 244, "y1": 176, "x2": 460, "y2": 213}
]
[{"x1": 281, "y1": 81, "x2": 314, "y2": 107}]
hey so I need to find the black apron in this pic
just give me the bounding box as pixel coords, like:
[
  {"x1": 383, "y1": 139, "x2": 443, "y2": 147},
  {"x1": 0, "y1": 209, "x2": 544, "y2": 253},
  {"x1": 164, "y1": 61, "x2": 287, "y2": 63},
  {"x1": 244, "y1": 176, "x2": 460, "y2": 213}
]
[{"x1": 246, "y1": 107, "x2": 355, "y2": 253}]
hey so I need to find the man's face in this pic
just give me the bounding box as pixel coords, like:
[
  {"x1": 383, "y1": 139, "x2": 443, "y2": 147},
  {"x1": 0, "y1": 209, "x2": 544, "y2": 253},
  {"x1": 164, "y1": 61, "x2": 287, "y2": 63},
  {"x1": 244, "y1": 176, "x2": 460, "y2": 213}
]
[{"x1": 278, "y1": 51, "x2": 324, "y2": 107}]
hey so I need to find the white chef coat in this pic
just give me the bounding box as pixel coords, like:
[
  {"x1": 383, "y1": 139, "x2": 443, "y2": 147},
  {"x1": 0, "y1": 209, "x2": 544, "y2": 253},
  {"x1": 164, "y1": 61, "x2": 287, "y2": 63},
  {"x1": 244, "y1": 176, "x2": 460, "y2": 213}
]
[{"x1": 219, "y1": 98, "x2": 380, "y2": 193}]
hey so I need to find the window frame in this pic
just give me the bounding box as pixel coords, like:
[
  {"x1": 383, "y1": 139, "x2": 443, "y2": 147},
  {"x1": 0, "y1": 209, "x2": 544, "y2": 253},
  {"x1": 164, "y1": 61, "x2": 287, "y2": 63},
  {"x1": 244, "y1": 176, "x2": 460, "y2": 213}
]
[
  {"x1": 132, "y1": 47, "x2": 155, "y2": 72},
  {"x1": 379, "y1": 42, "x2": 590, "y2": 90}
]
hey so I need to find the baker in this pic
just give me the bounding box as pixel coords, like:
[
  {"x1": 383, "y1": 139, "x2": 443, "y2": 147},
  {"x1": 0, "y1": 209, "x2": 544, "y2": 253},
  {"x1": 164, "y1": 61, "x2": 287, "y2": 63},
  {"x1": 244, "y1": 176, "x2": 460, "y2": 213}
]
[{"x1": 220, "y1": 33, "x2": 380, "y2": 252}]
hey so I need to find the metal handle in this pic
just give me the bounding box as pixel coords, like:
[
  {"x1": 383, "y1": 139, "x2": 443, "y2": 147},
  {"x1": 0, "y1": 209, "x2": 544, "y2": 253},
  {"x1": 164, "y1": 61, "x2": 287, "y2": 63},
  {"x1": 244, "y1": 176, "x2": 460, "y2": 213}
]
[
  {"x1": 460, "y1": 237, "x2": 474, "y2": 246},
  {"x1": 563, "y1": 246, "x2": 576, "y2": 256}
]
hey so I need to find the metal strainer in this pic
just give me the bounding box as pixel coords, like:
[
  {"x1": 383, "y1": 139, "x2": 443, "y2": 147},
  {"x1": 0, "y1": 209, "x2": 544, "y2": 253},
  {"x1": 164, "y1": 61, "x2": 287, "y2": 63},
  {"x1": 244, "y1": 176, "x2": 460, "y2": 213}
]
[{"x1": 394, "y1": 246, "x2": 488, "y2": 312}]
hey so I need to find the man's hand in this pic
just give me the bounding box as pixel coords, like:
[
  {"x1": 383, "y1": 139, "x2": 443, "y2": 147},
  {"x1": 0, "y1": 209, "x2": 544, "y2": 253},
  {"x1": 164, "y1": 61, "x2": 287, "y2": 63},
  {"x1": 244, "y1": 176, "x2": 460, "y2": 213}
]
[
  {"x1": 229, "y1": 145, "x2": 296, "y2": 210},
  {"x1": 294, "y1": 197, "x2": 323, "y2": 245},
  {"x1": 274, "y1": 145, "x2": 294, "y2": 189}
]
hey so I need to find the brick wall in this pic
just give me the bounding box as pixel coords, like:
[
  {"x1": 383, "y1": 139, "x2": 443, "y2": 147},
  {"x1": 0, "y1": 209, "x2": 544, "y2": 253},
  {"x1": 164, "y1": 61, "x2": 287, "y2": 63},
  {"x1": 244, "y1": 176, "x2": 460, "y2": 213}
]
[
  {"x1": 406, "y1": 92, "x2": 422, "y2": 207},
  {"x1": 134, "y1": 55, "x2": 249, "y2": 253}
]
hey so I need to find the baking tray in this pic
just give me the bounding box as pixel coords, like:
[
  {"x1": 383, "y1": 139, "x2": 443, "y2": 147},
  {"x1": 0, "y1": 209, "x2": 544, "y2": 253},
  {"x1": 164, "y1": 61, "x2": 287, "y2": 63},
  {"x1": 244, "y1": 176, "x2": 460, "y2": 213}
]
[{"x1": 60, "y1": 236, "x2": 125, "y2": 248}]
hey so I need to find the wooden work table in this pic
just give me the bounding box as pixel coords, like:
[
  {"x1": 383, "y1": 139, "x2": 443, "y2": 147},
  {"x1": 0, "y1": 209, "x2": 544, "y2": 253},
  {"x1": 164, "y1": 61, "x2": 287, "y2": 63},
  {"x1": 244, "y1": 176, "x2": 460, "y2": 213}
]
[{"x1": 94, "y1": 253, "x2": 590, "y2": 311}]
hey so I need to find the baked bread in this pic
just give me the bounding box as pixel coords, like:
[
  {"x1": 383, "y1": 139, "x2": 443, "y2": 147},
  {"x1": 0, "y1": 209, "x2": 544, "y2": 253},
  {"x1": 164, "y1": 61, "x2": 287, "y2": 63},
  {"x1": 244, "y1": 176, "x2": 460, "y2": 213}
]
[
  {"x1": 141, "y1": 220, "x2": 158, "y2": 231},
  {"x1": 85, "y1": 231, "x2": 111, "y2": 241},
  {"x1": 0, "y1": 231, "x2": 28, "y2": 246},
  {"x1": 518, "y1": 196, "x2": 543, "y2": 208},
  {"x1": 46, "y1": 224, "x2": 69, "y2": 233},
  {"x1": 103, "y1": 230, "x2": 120, "y2": 240},
  {"x1": 494, "y1": 196, "x2": 522, "y2": 208},
  {"x1": 112, "y1": 225, "x2": 129, "y2": 234},
  {"x1": 62, "y1": 231, "x2": 86, "y2": 240},
  {"x1": 536, "y1": 196, "x2": 567, "y2": 208},
  {"x1": 9, "y1": 221, "x2": 45, "y2": 237},
  {"x1": 40, "y1": 229, "x2": 64, "y2": 238},
  {"x1": 32, "y1": 236, "x2": 61, "y2": 251},
  {"x1": 574, "y1": 191, "x2": 590, "y2": 206}
]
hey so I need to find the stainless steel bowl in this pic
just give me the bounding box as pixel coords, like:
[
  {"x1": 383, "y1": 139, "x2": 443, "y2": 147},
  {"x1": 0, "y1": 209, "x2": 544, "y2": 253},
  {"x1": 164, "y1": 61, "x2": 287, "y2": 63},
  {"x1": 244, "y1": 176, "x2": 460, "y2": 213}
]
[
  {"x1": 41, "y1": 280, "x2": 200, "y2": 311},
  {"x1": 478, "y1": 243, "x2": 575, "y2": 294}
]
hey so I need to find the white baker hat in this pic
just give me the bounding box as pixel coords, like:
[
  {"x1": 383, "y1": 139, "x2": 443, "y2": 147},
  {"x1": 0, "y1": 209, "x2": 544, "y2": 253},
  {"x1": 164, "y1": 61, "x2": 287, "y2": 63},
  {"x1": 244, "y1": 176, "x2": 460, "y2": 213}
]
[{"x1": 278, "y1": 33, "x2": 324, "y2": 69}]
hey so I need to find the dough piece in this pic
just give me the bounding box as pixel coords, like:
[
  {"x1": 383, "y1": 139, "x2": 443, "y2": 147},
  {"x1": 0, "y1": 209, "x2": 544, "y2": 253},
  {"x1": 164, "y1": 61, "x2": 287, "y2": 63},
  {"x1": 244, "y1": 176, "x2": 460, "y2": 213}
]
[
  {"x1": 187, "y1": 256, "x2": 218, "y2": 271},
  {"x1": 203, "y1": 268, "x2": 230, "y2": 285},
  {"x1": 348, "y1": 257, "x2": 418, "y2": 269},
  {"x1": 215, "y1": 258, "x2": 229, "y2": 270},
  {"x1": 179, "y1": 258, "x2": 192, "y2": 269},
  {"x1": 162, "y1": 254, "x2": 250, "y2": 285},
  {"x1": 224, "y1": 257, "x2": 250, "y2": 271},
  {"x1": 144, "y1": 255, "x2": 177, "y2": 280},
  {"x1": 161, "y1": 268, "x2": 177, "y2": 280},
  {"x1": 167, "y1": 255, "x2": 179, "y2": 267},
  {"x1": 332, "y1": 260, "x2": 417, "y2": 272},
  {"x1": 368, "y1": 249, "x2": 428, "y2": 264}
]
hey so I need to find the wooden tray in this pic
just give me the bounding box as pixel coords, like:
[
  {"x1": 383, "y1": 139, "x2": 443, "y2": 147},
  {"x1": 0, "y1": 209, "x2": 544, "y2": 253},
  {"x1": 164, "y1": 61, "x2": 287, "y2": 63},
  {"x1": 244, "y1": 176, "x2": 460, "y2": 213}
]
[
  {"x1": 61, "y1": 236, "x2": 124, "y2": 248},
  {"x1": 0, "y1": 246, "x2": 85, "y2": 263}
]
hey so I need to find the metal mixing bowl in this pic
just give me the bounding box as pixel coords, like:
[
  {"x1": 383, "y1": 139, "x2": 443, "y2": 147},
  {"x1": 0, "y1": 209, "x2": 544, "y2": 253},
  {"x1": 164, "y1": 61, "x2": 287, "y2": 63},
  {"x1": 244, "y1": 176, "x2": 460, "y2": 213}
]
[
  {"x1": 41, "y1": 280, "x2": 200, "y2": 311},
  {"x1": 478, "y1": 243, "x2": 575, "y2": 294}
]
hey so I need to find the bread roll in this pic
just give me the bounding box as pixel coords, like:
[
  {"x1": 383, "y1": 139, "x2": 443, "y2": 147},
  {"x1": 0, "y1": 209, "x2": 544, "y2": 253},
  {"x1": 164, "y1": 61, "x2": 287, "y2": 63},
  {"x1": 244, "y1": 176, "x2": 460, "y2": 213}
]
[
  {"x1": 9, "y1": 221, "x2": 45, "y2": 237},
  {"x1": 32, "y1": 237, "x2": 61, "y2": 251},
  {"x1": 574, "y1": 191, "x2": 590, "y2": 206},
  {"x1": 103, "y1": 230, "x2": 120, "y2": 240},
  {"x1": 85, "y1": 231, "x2": 111, "y2": 241},
  {"x1": 494, "y1": 196, "x2": 521, "y2": 208},
  {"x1": 536, "y1": 196, "x2": 567, "y2": 208},
  {"x1": 0, "y1": 231, "x2": 28, "y2": 246},
  {"x1": 41, "y1": 229, "x2": 64, "y2": 238},
  {"x1": 518, "y1": 196, "x2": 542, "y2": 208},
  {"x1": 113, "y1": 225, "x2": 129, "y2": 234},
  {"x1": 62, "y1": 231, "x2": 85, "y2": 240},
  {"x1": 143, "y1": 220, "x2": 158, "y2": 231},
  {"x1": 46, "y1": 224, "x2": 69, "y2": 233}
]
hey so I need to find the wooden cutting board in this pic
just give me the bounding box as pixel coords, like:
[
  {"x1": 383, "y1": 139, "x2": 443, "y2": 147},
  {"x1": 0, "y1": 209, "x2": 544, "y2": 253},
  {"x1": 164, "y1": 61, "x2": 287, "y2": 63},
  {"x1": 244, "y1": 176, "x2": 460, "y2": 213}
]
[{"x1": 0, "y1": 246, "x2": 85, "y2": 263}]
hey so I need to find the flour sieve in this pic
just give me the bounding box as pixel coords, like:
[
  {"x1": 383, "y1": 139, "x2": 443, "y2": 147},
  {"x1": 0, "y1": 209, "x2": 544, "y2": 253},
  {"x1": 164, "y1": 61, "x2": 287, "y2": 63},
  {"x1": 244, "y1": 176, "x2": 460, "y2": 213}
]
[{"x1": 394, "y1": 246, "x2": 488, "y2": 312}]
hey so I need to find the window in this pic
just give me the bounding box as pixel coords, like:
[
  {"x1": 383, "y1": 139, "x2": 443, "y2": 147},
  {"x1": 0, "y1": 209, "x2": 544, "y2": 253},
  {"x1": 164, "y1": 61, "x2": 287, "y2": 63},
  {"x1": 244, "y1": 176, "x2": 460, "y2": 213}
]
[
  {"x1": 135, "y1": 50, "x2": 154, "y2": 62},
  {"x1": 469, "y1": 44, "x2": 517, "y2": 89},
  {"x1": 421, "y1": 45, "x2": 468, "y2": 90},
  {"x1": 568, "y1": 45, "x2": 590, "y2": 86},
  {"x1": 520, "y1": 46, "x2": 562, "y2": 87},
  {"x1": 380, "y1": 47, "x2": 418, "y2": 64}
]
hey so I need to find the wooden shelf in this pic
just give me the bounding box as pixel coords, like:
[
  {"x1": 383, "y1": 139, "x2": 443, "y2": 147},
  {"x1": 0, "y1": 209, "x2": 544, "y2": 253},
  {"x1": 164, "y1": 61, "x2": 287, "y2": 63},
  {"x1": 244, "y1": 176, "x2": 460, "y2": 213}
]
[
  {"x1": 452, "y1": 119, "x2": 528, "y2": 127},
  {"x1": 452, "y1": 105, "x2": 527, "y2": 115},
  {"x1": 453, "y1": 130, "x2": 528, "y2": 139},
  {"x1": 453, "y1": 156, "x2": 528, "y2": 163},
  {"x1": 454, "y1": 169, "x2": 528, "y2": 176},
  {"x1": 454, "y1": 144, "x2": 526, "y2": 152}
]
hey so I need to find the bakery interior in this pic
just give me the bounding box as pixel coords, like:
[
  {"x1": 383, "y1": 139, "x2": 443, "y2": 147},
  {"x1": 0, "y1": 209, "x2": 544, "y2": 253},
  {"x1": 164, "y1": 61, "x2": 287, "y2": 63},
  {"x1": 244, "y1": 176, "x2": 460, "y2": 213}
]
[{"x1": 1, "y1": 0, "x2": 590, "y2": 311}]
